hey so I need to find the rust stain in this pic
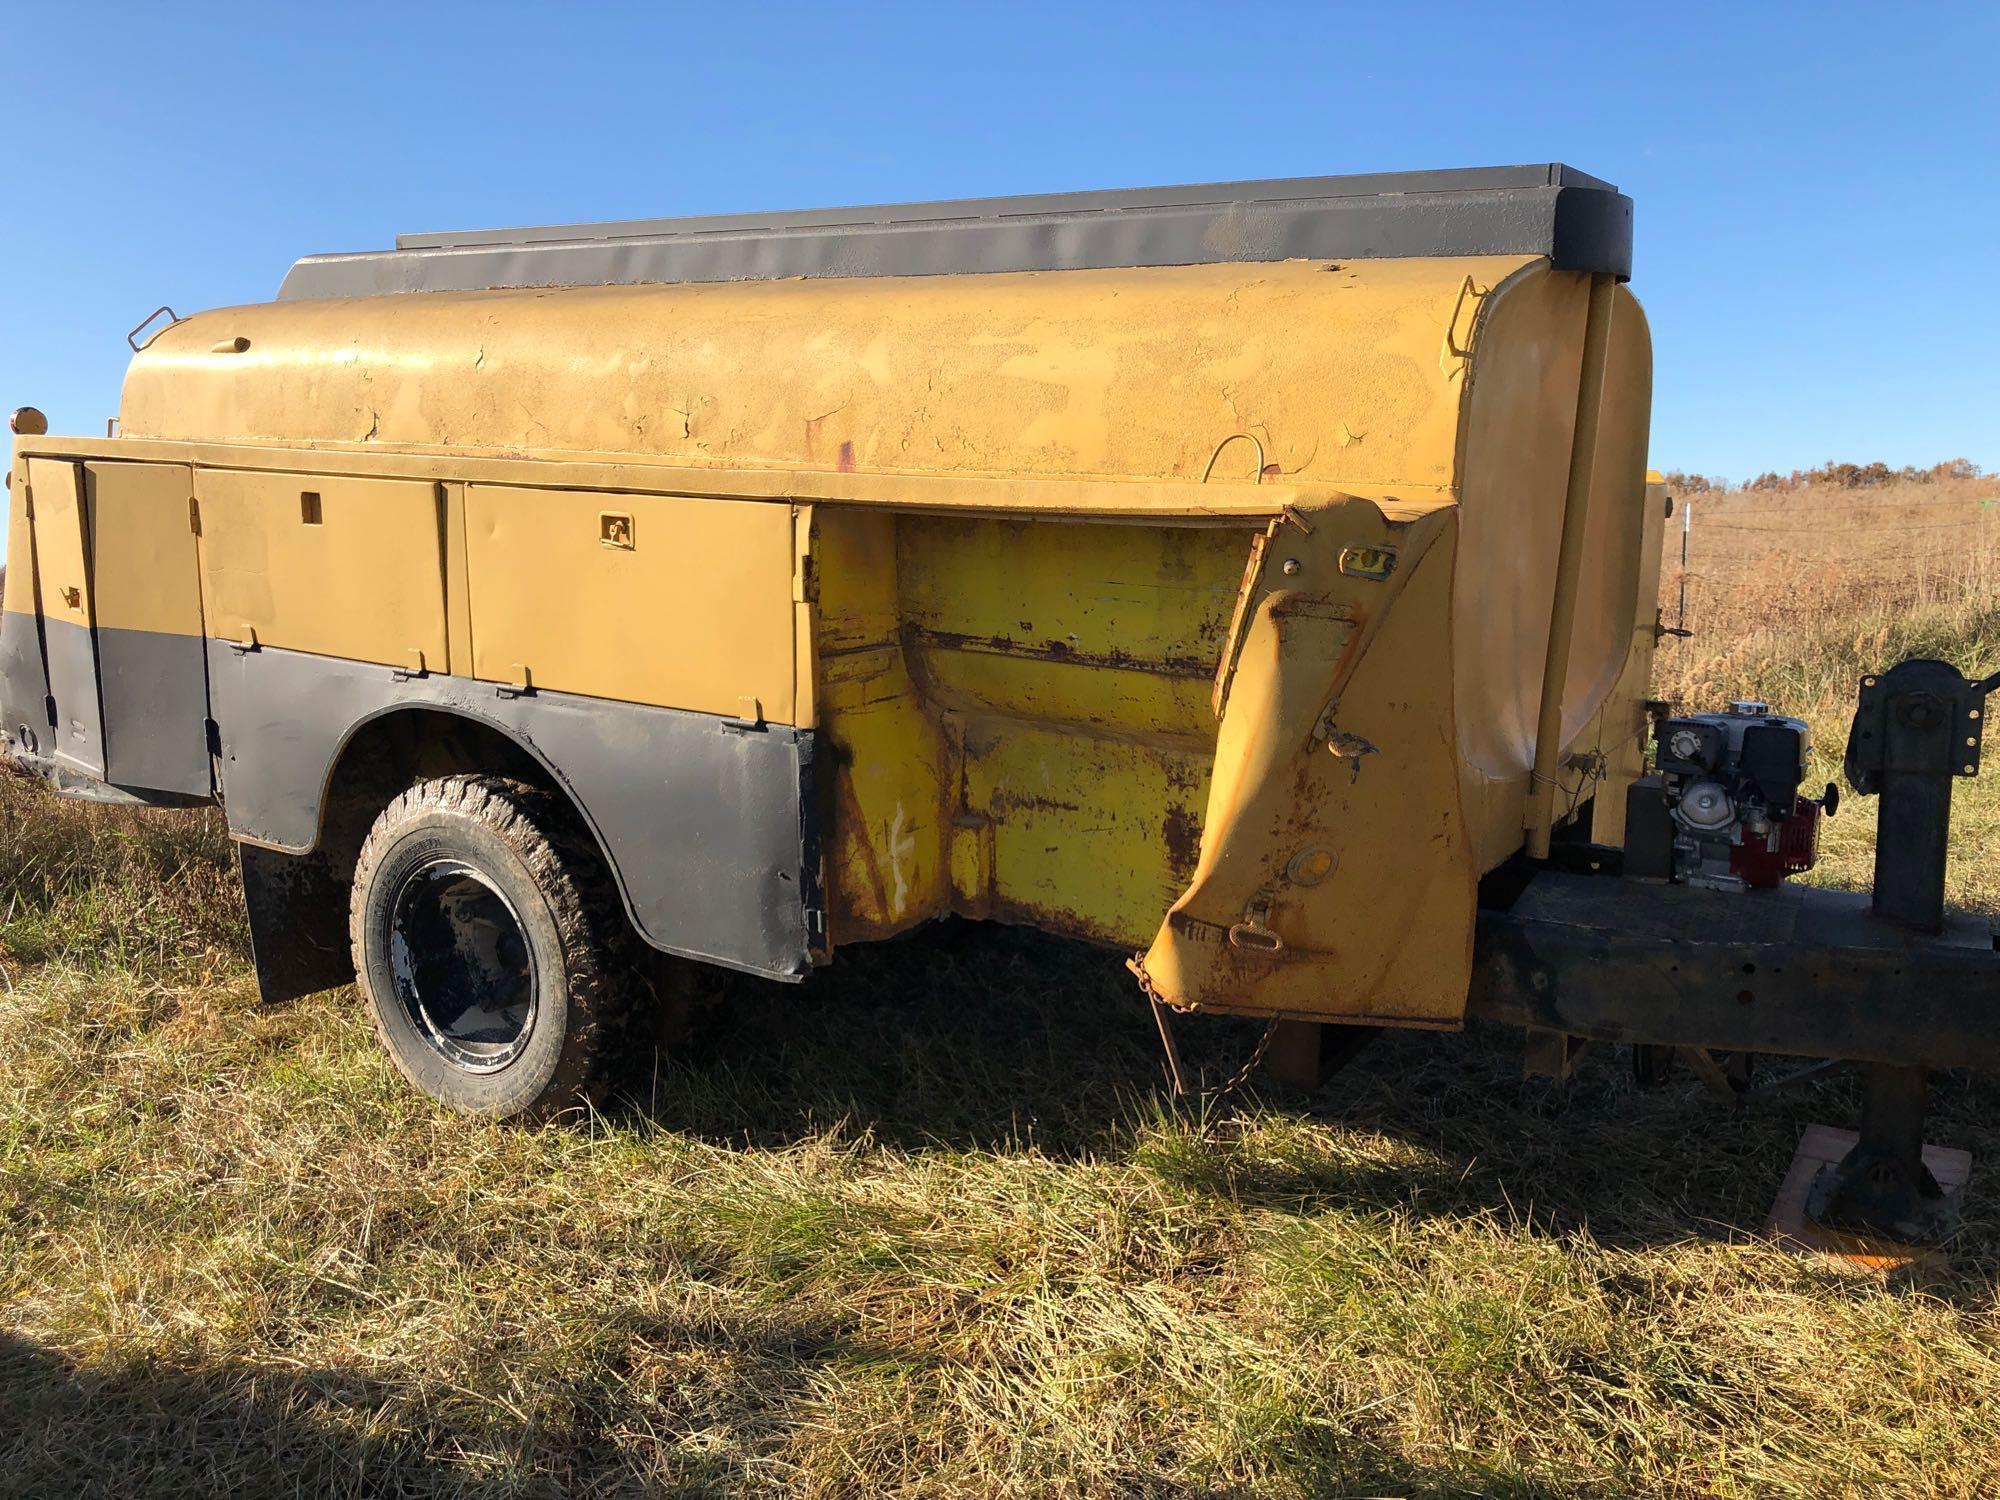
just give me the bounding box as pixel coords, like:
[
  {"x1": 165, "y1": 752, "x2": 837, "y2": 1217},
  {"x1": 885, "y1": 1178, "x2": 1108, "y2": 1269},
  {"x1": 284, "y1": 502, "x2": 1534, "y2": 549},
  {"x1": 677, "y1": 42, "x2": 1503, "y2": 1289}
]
[
  {"x1": 1268, "y1": 596, "x2": 1360, "y2": 622},
  {"x1": 906, "y1": 625, "x2": 1212, "y2": 680},
  {"x1": 1162, "y1": 804, "x2": 1203, "y2": 881},
  {"x1": 826, "y1": 760, "x2": 894, "y2": 941},
  {"x1": 986, "y1": 787, "x2": 1084, "y2": 818},
  {"x1": 837, "y1": 439, "x2": 855, "y2": 472},
  {"x1": 987, "y1": 894, "x2": 1129, "y2": 948}
]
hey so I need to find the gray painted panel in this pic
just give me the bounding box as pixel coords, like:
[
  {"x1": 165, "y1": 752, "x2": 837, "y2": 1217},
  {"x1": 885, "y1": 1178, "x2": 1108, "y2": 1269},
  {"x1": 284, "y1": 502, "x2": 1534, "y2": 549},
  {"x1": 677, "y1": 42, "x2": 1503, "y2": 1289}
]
[
  {"x1": 393, "y1": 164, "x2": 1617, "y2": 249},
  {"x1": 42, "y1": 617, "x2": 105, "y2": 779},
  {"x1": 207, "y1": 641, "x2": 816, "y2": 979},
  {"x1": 279, "y1": 168, "x2": 1633, "y2": 300},
  {"x1": 97, "y1": 623, "x2": 211, "y2": 798},
  {"x1": 0, "y1": 607, "x2": 49, "y2": 755}
]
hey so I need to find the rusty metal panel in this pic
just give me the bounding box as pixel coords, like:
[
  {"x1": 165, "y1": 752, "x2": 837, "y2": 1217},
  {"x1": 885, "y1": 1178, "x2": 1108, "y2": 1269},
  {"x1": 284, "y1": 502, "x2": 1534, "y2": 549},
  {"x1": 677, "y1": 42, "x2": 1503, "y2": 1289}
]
[
  {"x1": 957, "y1": 717, "x2": 1213, "y2": 946},
  {"x1": 463, "y1": 485, "x2": 799, "y2": 721},
  {"x1": 1471, "y1": 872, "x2": 2000, "y2": 1070},
  {"x1": 897, "y1": 514, "x2": 1245, "y2": 744},
  {"x1": 811, "y1": 509, "x2": 950, "y2": 943}
]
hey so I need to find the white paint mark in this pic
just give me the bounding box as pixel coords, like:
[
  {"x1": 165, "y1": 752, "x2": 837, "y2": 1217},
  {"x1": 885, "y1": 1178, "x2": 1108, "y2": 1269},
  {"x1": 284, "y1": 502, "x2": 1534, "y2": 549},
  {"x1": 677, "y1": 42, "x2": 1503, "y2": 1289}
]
[{"x1": 886, "y1": 802, "x2": 916, "y2": 916}]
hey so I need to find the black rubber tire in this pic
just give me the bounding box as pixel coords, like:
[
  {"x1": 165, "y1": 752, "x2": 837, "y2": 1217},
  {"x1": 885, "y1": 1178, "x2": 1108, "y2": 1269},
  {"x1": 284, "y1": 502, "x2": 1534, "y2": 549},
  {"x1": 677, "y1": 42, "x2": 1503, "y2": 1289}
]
[{"x1": 349, "y1": 774, "x2": 631, "y2": 1119}]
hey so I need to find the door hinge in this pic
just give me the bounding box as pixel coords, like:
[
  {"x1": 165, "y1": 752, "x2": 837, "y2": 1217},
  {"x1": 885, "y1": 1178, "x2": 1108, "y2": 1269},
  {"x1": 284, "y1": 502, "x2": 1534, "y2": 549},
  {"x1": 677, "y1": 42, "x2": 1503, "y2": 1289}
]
[
  {"x1": 188, "y1": 496, "x2": 201, "y2": 535},
  {"x1": 722, "y1": 694, "x2": 766, "y2": 732}
]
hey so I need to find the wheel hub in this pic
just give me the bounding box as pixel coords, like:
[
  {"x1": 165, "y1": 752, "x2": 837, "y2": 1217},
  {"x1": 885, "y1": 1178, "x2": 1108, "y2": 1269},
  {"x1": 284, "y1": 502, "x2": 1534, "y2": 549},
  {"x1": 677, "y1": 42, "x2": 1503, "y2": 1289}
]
[{"x1": 388, "y1": 857, "x2": 537, "y2": 1073}]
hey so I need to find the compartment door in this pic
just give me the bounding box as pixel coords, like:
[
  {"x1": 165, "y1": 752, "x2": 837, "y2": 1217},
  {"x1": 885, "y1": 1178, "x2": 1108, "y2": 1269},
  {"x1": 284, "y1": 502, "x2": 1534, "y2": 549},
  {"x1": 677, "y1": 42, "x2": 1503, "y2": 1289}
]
[
  {"x1": 194, "y1": 469, "x2": 447, "y2": 670},
  {"x1": 463, "y1": 486, "x2": 799, "y2": 721},
  {"x1": 87, "y1": 461, "x2": 211, "y2": 795},
  {"x1": 24, "y1": 457, "x2": 104, "y2": 777}
]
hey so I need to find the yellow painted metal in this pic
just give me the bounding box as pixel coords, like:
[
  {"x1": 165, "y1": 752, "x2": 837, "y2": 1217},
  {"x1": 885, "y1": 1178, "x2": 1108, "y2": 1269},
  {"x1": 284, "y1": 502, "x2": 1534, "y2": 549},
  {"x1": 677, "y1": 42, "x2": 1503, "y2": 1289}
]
[
  {"x1": 1, "y1": 452, "x2": 31, "y2": 617},
  {"x1": 898, "y1": 514, "x2": 1247, "y2": 749},
  {"x1": 1588, "y1": 475, "x2": 1673, "y2": 848},
  {"x1": 812, "y1": 508, "x2": 949, "y2": 941},
  {"x1": 1525, "y1": 273, "x2": 1618, "y2": 860},
  {"x1": 1562, "y1": 292, "x2": 1657, "y2": 744},
  {"x1": 194, "y1": 469, "x2": 446, "y2": 667},
  {"x1": 15, "y1": 431, "x2": 1388, "y2": 523},
  {"x1": 1448, "y1": 277, "x2": 1654, "y2": 862},
  {"x1": 84, "y1": 462, "x2": 202, "y2": 637},
  {"x1": 962, "y1": 719, "x2": 1214, "y2": 945},
  {"x1": 4, "y1": 246, "x2": 1660, "y2": 1030},
  {"x1": 791, "y1": 507, "x2": 819, "y2": 732},
  {"x1": 21, "y1": 457, "x2": 105, "y2": 776},
  {"x1": 440, "y1": 481, "x2": 473, "y2": 675},
  {"x1": 24, "y1": 458, "x2": 92, "y2": 637},
  {"x1": 463, "y1": 484, "x2": 801, "y2": 719},
  {"x1": 814, "y1": 510, "x2": 1247, "y2": 949},
  {"x1": 120, "y1": 258, "x2": 1537, "y2": 493},
  {"x1": 1139, "y1": 495, "x2": 1472, "y2": 1021}
]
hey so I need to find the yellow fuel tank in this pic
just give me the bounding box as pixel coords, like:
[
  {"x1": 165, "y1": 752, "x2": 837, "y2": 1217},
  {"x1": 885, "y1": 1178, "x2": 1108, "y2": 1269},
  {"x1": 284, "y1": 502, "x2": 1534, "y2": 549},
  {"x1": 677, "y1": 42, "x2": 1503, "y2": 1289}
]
[{"x1": 7, "y1": 166, "x2": 1658, "y2": 1030}]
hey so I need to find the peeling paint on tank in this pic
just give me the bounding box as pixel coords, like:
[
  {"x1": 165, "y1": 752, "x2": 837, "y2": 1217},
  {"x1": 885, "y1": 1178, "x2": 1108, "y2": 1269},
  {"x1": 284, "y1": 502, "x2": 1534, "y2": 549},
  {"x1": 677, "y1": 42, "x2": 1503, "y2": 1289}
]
[{"x1": 1162, "y1": 804, "x2": 1204, "y2": 882}]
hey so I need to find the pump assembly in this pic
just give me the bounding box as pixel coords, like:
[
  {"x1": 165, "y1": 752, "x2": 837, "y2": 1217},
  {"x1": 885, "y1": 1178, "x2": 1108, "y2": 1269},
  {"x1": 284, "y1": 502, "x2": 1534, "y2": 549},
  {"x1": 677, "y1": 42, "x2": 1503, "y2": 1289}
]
[{"x1": 1626, "y1": 701, "x2": 1833, "y2": 890}]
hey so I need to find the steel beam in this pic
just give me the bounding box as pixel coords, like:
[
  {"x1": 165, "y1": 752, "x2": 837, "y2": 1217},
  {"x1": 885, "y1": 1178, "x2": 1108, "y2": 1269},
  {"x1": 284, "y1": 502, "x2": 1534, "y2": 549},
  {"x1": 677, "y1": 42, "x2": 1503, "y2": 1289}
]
[{"x1": 1469, "y1": 871, "x2": 2000, "y2": 1072}]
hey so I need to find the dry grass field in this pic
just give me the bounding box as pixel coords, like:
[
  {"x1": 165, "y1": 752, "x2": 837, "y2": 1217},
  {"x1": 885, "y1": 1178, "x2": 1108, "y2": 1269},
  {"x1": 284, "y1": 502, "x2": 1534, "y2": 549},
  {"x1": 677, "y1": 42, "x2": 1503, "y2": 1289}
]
[{"x1": 5, "y1": 474, "x2": 2000, "y2": 1497}]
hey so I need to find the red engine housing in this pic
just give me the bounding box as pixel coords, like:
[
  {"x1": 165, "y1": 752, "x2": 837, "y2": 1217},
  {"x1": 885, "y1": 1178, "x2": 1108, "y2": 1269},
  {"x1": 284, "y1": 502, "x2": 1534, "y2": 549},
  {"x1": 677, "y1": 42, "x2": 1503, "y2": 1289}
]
[{"x1": 1729, "y1": 796, "x2": 1821, "y2": 888}]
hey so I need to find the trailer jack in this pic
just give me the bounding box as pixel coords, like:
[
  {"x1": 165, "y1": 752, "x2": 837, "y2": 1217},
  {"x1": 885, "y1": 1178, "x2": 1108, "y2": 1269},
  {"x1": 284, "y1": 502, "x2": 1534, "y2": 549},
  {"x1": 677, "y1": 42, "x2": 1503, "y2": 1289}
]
[
  {"x1": 1807, "y1": 1062, "x2": 1948, "y2": 1243},
  {"x1": 1804, "y1": 659, "x2": 2000, "y2": 1244}
]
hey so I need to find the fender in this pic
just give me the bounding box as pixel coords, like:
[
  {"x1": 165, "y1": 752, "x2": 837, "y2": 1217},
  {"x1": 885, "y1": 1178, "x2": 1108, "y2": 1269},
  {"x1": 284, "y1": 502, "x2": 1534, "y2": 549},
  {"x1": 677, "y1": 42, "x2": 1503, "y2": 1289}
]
[{"x1": 208, "y1": 640, "x2": 819, "y2": 986}]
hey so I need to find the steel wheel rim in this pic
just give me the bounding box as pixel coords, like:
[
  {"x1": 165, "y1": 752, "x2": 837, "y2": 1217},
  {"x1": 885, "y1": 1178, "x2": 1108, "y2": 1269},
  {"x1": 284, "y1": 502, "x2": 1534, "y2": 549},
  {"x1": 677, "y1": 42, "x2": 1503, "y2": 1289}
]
[{"x1": 387, "y1": 856, "x2": 538, "y2": 1074}]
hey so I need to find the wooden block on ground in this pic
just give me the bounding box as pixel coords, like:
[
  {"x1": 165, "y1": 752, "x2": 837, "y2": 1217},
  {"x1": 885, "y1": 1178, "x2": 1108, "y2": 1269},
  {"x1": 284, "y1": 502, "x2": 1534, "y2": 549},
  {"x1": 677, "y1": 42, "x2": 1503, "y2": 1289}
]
[{"x1": 1765, "y1": 1123, "x2": 1972, "y2": 1271}]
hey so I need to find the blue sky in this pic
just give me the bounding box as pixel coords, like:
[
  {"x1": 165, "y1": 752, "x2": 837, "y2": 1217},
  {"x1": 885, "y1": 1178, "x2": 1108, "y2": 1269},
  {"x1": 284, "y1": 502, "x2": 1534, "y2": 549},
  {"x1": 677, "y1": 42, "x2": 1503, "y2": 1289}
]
[{"x1": 2, "y1": 0, "x2": 1994, "y2": 541}]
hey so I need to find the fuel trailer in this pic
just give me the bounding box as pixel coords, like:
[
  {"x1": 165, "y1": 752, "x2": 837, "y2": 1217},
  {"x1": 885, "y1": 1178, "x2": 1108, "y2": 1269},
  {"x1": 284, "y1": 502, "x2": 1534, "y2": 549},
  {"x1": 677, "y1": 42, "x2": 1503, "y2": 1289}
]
[{"x1": 3, "y1": 165, "x2": 1992, "y2": 1242}]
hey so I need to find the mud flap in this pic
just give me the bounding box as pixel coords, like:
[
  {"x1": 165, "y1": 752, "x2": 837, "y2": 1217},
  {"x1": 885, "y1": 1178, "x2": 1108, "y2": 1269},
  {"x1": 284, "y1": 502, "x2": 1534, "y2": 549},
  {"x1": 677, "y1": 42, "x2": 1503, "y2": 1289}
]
[{"x1": 238, "y1": 841, "x2": 356, "y2": 1002}]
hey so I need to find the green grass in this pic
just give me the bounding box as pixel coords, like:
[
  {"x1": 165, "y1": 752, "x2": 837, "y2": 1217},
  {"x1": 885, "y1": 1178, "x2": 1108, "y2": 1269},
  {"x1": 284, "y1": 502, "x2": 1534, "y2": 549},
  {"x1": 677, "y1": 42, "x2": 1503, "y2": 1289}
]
[
  {"x1": 6, "y1": 482, "x2": 2000, "y2": 1496},
  {"x1": 10, "y1": 920, "x2": 2000, "y2": 1497}
]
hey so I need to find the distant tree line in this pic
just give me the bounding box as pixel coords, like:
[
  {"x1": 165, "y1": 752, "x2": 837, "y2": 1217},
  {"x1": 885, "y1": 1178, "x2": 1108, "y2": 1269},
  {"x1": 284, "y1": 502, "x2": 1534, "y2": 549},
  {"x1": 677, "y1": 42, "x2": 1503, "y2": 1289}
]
[{"x1": 1658, "y1": 458, "x2": 1985, "y2": 495}]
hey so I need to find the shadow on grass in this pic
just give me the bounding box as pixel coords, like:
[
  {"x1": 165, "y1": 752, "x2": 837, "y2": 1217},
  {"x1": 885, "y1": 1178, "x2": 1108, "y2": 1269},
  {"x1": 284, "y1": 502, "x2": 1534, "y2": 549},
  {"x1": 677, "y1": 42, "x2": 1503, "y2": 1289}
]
[
  {"x1": 0, "y1": 1311, "x2": 883, "y2": 1499},
  {"x1": 610, "y1": 919, "x2": 2000, "y2": 1269},
  {"x1": 0, "y1": 1327, "x2": 459, "y2": 1496},
  {"x1": 0, "y1": 1326, "x2": 1577, "y2": 1500}
]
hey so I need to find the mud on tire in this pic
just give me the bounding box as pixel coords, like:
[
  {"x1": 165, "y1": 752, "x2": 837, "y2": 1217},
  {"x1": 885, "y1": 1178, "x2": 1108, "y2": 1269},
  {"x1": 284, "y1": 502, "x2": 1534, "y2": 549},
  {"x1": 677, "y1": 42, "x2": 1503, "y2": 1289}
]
[{"x1": 349, "y1": 774, "x2": 633, "y2": 1119}]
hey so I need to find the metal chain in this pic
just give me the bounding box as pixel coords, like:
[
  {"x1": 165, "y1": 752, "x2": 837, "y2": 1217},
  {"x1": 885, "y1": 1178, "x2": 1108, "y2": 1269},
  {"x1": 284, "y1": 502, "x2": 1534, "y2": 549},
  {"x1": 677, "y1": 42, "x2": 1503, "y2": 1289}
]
[{"x1": 1128, "y1": 953, "x2": 1283, "y2": 1100}]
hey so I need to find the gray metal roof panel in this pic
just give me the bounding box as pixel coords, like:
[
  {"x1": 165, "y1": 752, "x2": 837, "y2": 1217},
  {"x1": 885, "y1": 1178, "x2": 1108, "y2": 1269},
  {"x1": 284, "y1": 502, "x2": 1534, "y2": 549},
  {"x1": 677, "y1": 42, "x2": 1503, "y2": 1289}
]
[{"x1": 277, "y1": 163, "x2": 1631, "y2": 301}]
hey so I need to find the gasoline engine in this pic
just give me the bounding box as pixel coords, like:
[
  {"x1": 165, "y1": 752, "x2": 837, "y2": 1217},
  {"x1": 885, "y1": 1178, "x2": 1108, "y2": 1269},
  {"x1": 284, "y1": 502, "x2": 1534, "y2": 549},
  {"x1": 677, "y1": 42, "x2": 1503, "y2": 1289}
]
[{"x1": 1624, "y1": 700, "x2": 1833, "y2": 890}]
